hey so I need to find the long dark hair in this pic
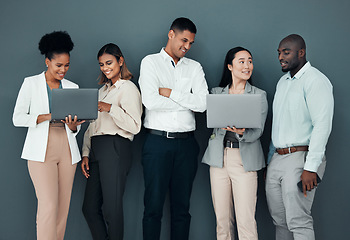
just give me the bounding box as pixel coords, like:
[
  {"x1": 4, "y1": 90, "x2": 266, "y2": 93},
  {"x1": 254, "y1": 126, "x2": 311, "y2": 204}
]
[
  {"x1": 97, "y1": 43, "x2": 133, "y2": 84},
  {"x1": 219, "y1": 47, "x2": 253, "y2": 88}
]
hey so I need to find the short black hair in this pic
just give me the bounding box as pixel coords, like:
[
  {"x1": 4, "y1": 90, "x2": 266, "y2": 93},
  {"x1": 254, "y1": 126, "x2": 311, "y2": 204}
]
[
  {"x1": 219, "y1": 47, "x2": 253, "y2": 88},
  {"x1": 281, "y1": 34, "x2": 306, "y2": 50},
  {"x1": 170, "y1": 17, "x2": 197, "y2": 34},
  {"x1": 38, "y1": 31, "x2": 74, "y2": 60}
]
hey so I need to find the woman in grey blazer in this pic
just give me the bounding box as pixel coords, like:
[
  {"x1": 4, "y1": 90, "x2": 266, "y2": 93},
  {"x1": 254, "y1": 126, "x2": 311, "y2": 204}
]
[{"x1": 202, "y1": 47, "x2": 268, "y2": 240}]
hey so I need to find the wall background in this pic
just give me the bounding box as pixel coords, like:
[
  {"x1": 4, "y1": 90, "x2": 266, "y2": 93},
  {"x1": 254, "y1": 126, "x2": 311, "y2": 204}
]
[{"x1": 1, "y1": 0, "x2": 349, "y2": 239}]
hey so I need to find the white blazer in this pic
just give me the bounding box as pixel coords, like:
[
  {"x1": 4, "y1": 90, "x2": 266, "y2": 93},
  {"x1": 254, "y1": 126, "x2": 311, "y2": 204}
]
[{"x1": 13, "y1": 72, "x2": 81, "y2": 164}]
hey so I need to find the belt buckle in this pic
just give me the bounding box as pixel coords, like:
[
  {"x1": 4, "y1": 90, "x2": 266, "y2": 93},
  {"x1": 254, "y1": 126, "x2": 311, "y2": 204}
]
[
  {"x1": 288, "y1": 147, "x2": 291, "y2": 154},
  {"x1": 166, "y1": 132, "x2": 175, "y2": 139}
]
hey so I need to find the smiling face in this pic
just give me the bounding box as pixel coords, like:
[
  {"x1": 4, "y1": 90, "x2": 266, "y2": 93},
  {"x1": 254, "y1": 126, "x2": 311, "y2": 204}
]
[
  {"x1": 98, "y1": 53, "x2": 123, "y2": 84},
  {"x1": 45, "y1": 53, "x2": 70, "y2": 81},
  {"x1": 278, "y1": 40, "x2": 305, "y2": 77},
  {"x1": 165, "y1": 29, "x2": 195, "y2": 63},
  {"x1": 228, "y1": 50, "x2": 253, "y2": 82}
]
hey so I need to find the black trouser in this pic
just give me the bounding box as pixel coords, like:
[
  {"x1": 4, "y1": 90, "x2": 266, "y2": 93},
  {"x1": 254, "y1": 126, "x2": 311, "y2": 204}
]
[
  {"x1": 142, "y1": 133, "x2": 199, "y2": 240},
  {"x1": 82, "y1": 134, "x2": 132, "y2": 240}
]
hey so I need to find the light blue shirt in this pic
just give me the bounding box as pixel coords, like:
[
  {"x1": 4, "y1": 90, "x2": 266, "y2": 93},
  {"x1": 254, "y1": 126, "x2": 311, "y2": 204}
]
[{"x1": 269, "y1": 62, "x2": 334, "y2": 172}]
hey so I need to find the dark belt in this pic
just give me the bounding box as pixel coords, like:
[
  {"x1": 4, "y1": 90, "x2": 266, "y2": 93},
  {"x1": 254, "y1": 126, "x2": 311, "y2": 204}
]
[
  {"x1": 276, "y1": 146, "x2": 309, "y2": 155},
  {"x1": 148, "y1": 129, "x2": 194, "y2": 139},
  {"x1": 225, "y1": 140, "x2": 239, "y2": 148}
]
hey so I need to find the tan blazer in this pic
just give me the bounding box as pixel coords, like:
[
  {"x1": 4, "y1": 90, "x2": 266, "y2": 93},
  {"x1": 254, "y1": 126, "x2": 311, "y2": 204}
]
[
  {"x1": 13, "y1": 72, "x2": 81, "y2": 164},
  {"x1": 202, "y1": 82, "x2": 268, "y2": 171}
]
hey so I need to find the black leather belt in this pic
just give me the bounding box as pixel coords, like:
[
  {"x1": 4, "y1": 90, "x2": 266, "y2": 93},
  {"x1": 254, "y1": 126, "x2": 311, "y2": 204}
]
[
  {"x1": 225, "y1": 140, "x2": 239, "y2": 148},
  {"x1": 148, "y1": 129, "x2": 194, "y2": 139}
]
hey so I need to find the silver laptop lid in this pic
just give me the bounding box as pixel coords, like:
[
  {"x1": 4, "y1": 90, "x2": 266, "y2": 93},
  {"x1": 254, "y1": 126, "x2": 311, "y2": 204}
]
[
  {"x1": 51, "y1": 88, "x2": 98, "y2": 121},
  {"x1": 206, "y1": 94, "x2": 262, "y2": 128}
]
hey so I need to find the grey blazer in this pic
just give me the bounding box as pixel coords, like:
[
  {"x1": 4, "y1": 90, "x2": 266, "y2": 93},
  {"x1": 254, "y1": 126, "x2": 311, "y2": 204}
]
[{"x1": 202, "y1": 82, "x2": 268, "y2": 171}]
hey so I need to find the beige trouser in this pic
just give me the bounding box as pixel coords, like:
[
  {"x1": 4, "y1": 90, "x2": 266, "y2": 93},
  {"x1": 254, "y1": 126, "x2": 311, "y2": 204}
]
[
  {"x1": 210, "y1": 148, "x2": 258, "y2": 240},
  {"x1": 28, "y1": 125, "x2": 77, "y2": 240}
]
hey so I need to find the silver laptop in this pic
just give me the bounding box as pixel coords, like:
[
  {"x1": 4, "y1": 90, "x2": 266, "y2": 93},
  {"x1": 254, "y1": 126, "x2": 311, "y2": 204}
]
[
  {"x1": 206, "y1": 94, "x2": 262, "y2": 128},
  {"x1": 51, "y1": 89, "x2": 98, "y2": 122}
]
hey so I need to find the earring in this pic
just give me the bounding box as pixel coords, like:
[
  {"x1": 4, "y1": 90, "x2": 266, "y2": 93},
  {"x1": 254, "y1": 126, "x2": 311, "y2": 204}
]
[{"x1": 46, "y1": 64, "x2": 48, "y2": 67}]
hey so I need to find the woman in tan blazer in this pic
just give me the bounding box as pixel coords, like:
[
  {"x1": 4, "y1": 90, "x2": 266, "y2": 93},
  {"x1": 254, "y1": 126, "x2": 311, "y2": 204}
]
[{"x1": 202, "y1": 47, "x2": 268, "y2": 240}]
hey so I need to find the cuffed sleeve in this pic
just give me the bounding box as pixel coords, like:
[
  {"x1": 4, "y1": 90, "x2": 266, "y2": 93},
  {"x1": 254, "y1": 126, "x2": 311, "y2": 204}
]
[{"x1": 303, "y1": 76, "x2": 334, "y2": 172}]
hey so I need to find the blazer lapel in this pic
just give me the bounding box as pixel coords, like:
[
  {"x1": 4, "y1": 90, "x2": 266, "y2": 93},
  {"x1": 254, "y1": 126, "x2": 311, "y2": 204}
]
[
  {"x1": 222, "y1": 85, "x2": 229, "y2": 94},
  {"x1": 245, "y1": 82, "x2": 252, "y2": 94},
  {"x1": 38, "y1": 72, "x2": 50, "y2": 113},
  {"x1": 61, "y1": 79, "x2": 68, "y2": 88}
]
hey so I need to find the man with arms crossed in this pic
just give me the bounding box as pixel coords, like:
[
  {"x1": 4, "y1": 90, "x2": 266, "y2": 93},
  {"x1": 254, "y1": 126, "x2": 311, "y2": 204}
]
[
  {"x1": 138, "y1": 17, "x2": 208, "y2": 240},
  {"x1": 266, "y1": 34, "x2": 334, "y2": 240}
]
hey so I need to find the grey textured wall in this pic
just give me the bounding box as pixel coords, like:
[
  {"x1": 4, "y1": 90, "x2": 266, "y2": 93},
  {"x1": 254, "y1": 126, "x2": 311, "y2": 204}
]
[{"x1": 1, "y1": 0, "x2": 349, "y2": 239}]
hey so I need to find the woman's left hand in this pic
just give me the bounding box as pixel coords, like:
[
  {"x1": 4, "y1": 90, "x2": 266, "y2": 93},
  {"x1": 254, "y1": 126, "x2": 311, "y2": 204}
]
[
  {"x1": 61, "y1": 115, "x2": 85, "y2": 132},
  {"x1": 222, "y1": 126, "x2": 245, "y2": 135},
  {"x1": 98, "y1": 101, "x2": 111, "y2": 112}
]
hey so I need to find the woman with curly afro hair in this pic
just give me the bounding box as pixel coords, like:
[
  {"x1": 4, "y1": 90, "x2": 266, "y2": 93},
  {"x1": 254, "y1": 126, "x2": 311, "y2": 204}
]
[{"x1": 13, "y1": 31, "x2": 84, "y2": 240}]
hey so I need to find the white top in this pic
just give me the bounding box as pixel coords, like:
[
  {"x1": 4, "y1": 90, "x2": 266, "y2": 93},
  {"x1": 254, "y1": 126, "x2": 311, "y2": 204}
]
[
  {"x1": 13, "y1": 72, "x2": 82, "y2": 164},
  {"x1": 270, "y1": 62, "x2": 334, "y2": 172},
  {"x1": 138, "y1": 48, "x2": 208, "y2": 132}
]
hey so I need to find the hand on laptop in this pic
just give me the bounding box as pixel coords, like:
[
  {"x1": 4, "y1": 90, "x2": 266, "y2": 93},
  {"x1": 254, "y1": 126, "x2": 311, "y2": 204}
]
[
  {"x1": 222, "y1": 126, "x2": 245, "y2": 135},
  {"x1": 98, "y1": 101, "x2": 111, "y2": 112},
  {"x1": 61, "y1": 115, "x2": 85, "y2": 132}
]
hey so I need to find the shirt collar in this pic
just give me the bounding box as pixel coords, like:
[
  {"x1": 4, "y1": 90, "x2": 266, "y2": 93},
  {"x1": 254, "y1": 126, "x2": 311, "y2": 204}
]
[
  {"x1": 286, "y1": 61, "x2": 311, "y2": 80},
  {"x1": 160, "y1": 48, "x2": 189, "y2": 66},
  {"x1": 104, "y1": 79, "x2": 126, "y2": 90}
]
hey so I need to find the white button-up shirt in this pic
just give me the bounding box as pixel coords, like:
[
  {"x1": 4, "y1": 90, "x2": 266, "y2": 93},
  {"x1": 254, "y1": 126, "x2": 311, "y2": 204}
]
[
  {"x1": 139, "y1": 48, "x2": 208, "y2": 132},
  {"x1": 270, "y1": 62, "x2": 334, "y2": 172}
]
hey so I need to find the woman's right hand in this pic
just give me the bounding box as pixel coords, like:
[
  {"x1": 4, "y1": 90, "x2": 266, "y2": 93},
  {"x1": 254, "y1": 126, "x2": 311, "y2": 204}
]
[
  {"x1": 222, "y1": 126, "x2": 245, "y2": 135},
  {"x1": 36, "y1": 113, "x2": 51, "y2": 124},
  {"x1": 81, "y1": 156, "x2": 90, "y2": 178}
]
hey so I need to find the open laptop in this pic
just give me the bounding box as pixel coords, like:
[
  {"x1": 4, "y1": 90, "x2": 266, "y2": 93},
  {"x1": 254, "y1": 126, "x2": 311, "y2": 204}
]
[
  {"x1": 51, "y1": 88, "x2": 98, "y2": 122},
  {"x1": 206, "y1": 94, "x2": 262, "y2": 128}
]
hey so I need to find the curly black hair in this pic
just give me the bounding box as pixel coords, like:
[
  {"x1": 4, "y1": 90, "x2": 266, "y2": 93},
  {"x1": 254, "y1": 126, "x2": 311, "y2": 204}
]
[{"x1": 38, "y1": 31, "x2": 74, "y2": 60}]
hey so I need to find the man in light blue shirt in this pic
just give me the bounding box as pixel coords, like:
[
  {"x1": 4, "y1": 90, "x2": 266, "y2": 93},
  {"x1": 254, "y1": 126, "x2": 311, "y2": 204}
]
[{"x1": 266, "y1": 34, "x2": 334, "y2": 240}]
